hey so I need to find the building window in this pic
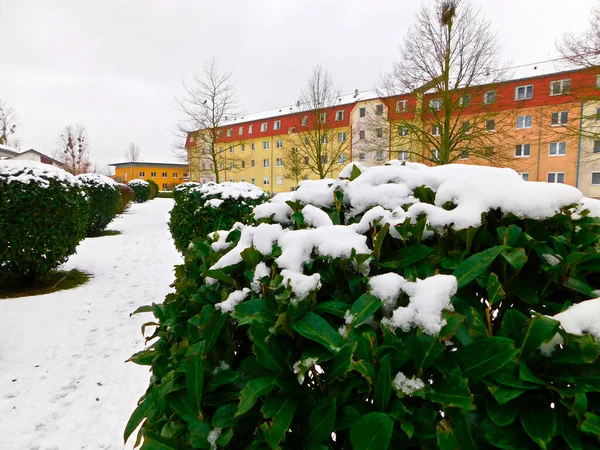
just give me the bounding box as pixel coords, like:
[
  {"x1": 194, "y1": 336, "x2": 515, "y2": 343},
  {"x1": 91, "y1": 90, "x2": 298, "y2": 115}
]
[
  {"x1": 276, "y1": 176, "x2": 283, "y2": 186},
  {"x1": 359, "y1": 130, "x2": 366, "y2": 140},
  {"x1": 173, "y1": 173, "x2": 178, "y2": 178},
  {"x1": 592, "y1": 173, "x2": 600, "y2": 185},
  {"x1": 398, "y1": 151, "x2": 408, "y2": 161},
  {"x1": 548, "y1": 172, "x2": 565, "y2": 183},
  {"x1": 274, "y1": 120, "x2": 281, "y2": 130},
  {"x1": 430, "y1": 99, "x2": 442, "y2": 110},
  {"x1": 459, "y1": 94, "x2": 471, "y2": 107},
  {"x1": 263, "y1": 141, "x2": 269, "y2": 150},
  {"x1": 319, "y1": 113, "x2": 327, "y2": 123},
  {"x1": 515, "y1": 144, "x2": 531, "y2": 157},
  {"x1": 396, "y1": 100, "x2": 407, "y2": 112},
  {"x1": 304, "y1": 156, "x2": 309, "y2": 165},
  {"x1": 597, "y1": 74, "x2": 600, "y2": 88},
  {"x1": 241, "y1": 144, "x2": 245, "y2": 152},
  {"x1": 515, "y1": 85, "x2": 534, "y2": 100},
  {"x1": 431, "y1": 149, "x2": 440, "y2": 160},
  {"x1": 322, "y1": 136, "x2": 328, "y2": 144},
  {"x1": 321, "y1": 156, "x2": 328, "y2": 164},
  {"x1": 251, "y1": 160, "x2": 255, "y2": 167},
  {"x1": 261, "y1": 123, "x2": 267, "y2": 132},
  {"x1": 183, "y1": 173, "x2": 188, "y2": 178},
  {"x1": 359, "y1": 152, "x2": 365, "y2": 161},
  {"x1": 276, "y1": 139, "x2": 283, "y2": 148},
  {"x1": 375, "y1": 104, "x2": 384, "y2": 115},
  {"x1": 242, "y1": 178, "x2": 245, "y2": 182},
  {"x1": 461, "y1": 121, "x2": 471, "y2": 133},
  {"x1": 376, "y1": 151, "x2": 385, "y2": 161},
  {"x1": 520, "y1": 173, "x2": 529, "y2": 181},
  {"x1": 338, "y1": 132, "x2": 346, "y2": 143},
  {"x1": 551, "y1": 111, "x2": 568, "y2": 126},
  {"x1": 251, "y1": 143, "x2": 255, "y2": 151},
  {"x1": 336, "y1": 110, "x2": 345, "y2": 121},
  {"x1": 151, "y1": 172, "x2": 157, "y2": 177},
  {"x1": 162, "y1": 183, "x2": 168, "y2": 189},
  {"x1": 517, "y1": 115, "x2": 532, "y2": 129},
  {"x1": 219, "y1": 146, "x2": 224, "y2": 153},
  {"x1": 241, "y1": 161, "x2": 245, "y2": 169},
  {"x1": 484, "y1": 147, "x2": 494, "y2": 158},
  {"x1": 139, "y1": 171, "x2": 145, "y2": 177},
  {"x1": 263, "y1": 159, "x2": 269, "y2": 167},
  {"x1": 276, "y1": 158, "x2": 283, "y2": 167},
  {"x1": 239, "y1": 126, "x2": 244, "y2": 135},
  {"x1": 229, "y1": 145, "x2": 234, "y2": 153},
  {"x1": 398, "y1": 126, "x2": 408, "y2": 136},
  {"x1": 304, "y1": 137, "x2": 310, "y2": 145},
  {"x1": 302, "y1": 116, "x2": 308, "y2": 126},
  {"x1": 550, "y1": 79, "x2": 571, "y2": 96},
  {"x1": 338, "y1": 154, "x2": 347, "y2": 163},
  {"x1": 219, "y1": 162, "x2": 224, "y2": 169},
  {"x1": 251, "y1": 177, "x2": 255, "y2": 185},
  {"x1": 263, "y1": 176, "x2": 269, "y2": 185},
  {"x1": 486, "y1": 119, "x2": 495, "y2": 131},
  {"x1": 376, "y1": 128, "x2": 383, "y2": 138},
  {"x1": 359, "y1": 107, "x2": 366, "y2": 118},
  {"x1": 460, "y1": 150, "x2": 469, "y2": 159},
  {"x1": 189, "y1": 136, "x2": 195, "y2": 143},
  {"x1": 432, "y1": 124, "x2": 442, "y2": 136},
  {"x1": 594, "y1": 140, "x2": 600, "y2": 153},
  {"x1": 249, "y1": 125, "x2": 254, "y2": 134},
  {"x1": 227, "y1": 128, "x2": 232, "y2": 137},
  {"x1": 288, "y1": 127, "x2": 297, "y2": 134},
  {"x1": 230, "y1": 162, "x2": 234, "y2": 169},
  {"x1": 229, "y1": 178, "x2": 234, "y2": 182},
  {"x1": 217, "y1": 131, "x2": 222, "y2": 138},
  {"x1": 484, "y1": 90, "x2": 496, "y2": 104},
  {"x1": 549, "y1": 142, "x2": 567, "y2": 156}
]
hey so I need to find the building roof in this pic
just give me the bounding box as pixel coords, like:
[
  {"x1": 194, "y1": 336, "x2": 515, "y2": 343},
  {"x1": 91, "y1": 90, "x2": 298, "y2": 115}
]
[
  {"x1": 109, "y1": 160, "x2": 189, "y2": 168},
  {"x1": 18, "y1": 149, "x2": 64, "y2": 166},
  {"x1": 0, "y1": 144, "x2": 19, "y2": 157}
]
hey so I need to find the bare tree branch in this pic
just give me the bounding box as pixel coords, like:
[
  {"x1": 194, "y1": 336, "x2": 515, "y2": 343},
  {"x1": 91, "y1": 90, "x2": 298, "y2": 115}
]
[
  {"x1": 557, "y1": 2, "x2": 600, "y2": 68},
  {"x1": 125, "y1": 142, "x2": 140, "y2": 161},
  {"x1": 0, "y1": 99, "x2": 19, "y2": 147},
  {"x1": 55, "y1": 124, "x2": 91, "y2": 175}
]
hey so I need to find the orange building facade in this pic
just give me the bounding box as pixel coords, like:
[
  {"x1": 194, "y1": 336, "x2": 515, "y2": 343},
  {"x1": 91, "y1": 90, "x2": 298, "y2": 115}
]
[{"x1": 109, "y1": 161, "x2": 189, "y2": 190}]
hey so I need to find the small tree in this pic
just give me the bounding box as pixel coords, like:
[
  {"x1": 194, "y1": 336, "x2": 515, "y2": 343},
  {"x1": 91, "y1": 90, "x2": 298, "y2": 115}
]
[
  {"x1": 0, "y1": 99, "x2": 18, "y2": 147},
  {"x1": 178, "y1": 59, "x2": 246, "y2": 183},
  {"x1": 57, "y1": 125, "x2": 91, "y2": 175},
  {"x1": 283, "y1": 146, "x2": 308, "y2": 189},
  {"x1": 125, "y1": 142, "x2": 140, "y2": 161},
  {"x1": 379, "y1": 0, "x2": 513, "y2": 165},
  {"x1": 285, "y1": 65, "x2": 350, "y2": 179}
]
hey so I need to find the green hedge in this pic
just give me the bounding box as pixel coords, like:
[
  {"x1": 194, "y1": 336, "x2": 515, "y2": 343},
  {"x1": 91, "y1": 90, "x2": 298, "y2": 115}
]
[
  {"x1": 77, "y1": 173, "x2": 121, "y2": 236},
  {"x1": 128, "y1": 179, "x2": 151, "y2": 203},
  {"x1": 156, "y1": 191, "x2": 174, "y2": 199},
  {"x1": 147, "y1": 179, "x2": 159, "y2": 200},
  {"x1": 117, "y1": 183, "x2": 135, "y2": 214},
  {"x1": 0, "y1": 161, "x2": 89, "y2": 284},
  {"x1": 128, "y1": 162, "x2": 600, "y2": 449},
  {"x1": 169, "y1": 181, "x2": 269, "y2": 253}
]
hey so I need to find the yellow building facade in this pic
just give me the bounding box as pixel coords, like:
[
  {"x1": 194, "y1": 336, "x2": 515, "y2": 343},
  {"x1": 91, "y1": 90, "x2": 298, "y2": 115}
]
[{"x1": 109, "y1": 161, "x2": 189, "y2": 190}]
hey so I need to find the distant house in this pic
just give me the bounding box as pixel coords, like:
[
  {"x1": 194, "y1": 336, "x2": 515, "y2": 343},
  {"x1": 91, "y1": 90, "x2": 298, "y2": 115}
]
[
  {"x1": 0, "y1": 144, "x2": 19, "y2": 159},
  {"x1": 109, "y1": 161, "x2": 190, "y2": 190},
  {"x1": 0, "y1": 146, "x2": 64, "y2": 167}
]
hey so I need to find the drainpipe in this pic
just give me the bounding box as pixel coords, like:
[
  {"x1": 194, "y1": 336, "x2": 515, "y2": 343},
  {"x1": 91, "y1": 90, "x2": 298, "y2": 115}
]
[
  {"x1": 536, "y1": 106, "x2": 543, "y2": 181},
  {"x1": 576, "y1": 101, "x2": 585, "y2": 189}
]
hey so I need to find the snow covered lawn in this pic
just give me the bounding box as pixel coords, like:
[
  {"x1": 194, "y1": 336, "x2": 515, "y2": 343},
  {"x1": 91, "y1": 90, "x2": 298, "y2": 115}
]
[{"x1": 0, "y1": 198, "x2": 182, "y2": 450}]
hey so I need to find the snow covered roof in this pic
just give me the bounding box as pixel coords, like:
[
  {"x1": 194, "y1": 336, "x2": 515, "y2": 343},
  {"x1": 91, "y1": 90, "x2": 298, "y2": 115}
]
[{"x1": 0, "y1": 144, "x2": 19, "y2": 156}]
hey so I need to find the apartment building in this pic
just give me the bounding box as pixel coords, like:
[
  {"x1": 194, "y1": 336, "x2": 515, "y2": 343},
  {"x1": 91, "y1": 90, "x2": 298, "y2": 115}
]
[
  {"x1": 186, "y1": 67, "x2": 600, "y2": 197},
  {"x1": 109, "y1": 161, "x2": 189, "y2": 190}
]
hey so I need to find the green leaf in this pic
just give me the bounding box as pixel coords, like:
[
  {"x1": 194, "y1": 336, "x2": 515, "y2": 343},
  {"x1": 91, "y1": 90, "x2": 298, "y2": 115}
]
[
  {"x1": 458, "y1": 337, "x2": 519, "y2": 382},
  {"x1": 374, "y1": 354, "x2": 392, "y2": 410},
  {"x1": 453, "y1": 246, "x2": 507, "y2": 288},
  {"x1": 349, "y1": 412, "x2": 393, "y2": 450},
  {"x1": 488, "y1": 385, "x2": 526, "y2": 404},
  {"x1": 373, "y1": 223, "x2": 389, "y2": 260},
  {"x1": 291, "y1": 312, "x2": 345, "y2": 354},
  {"x1": 313, "y1": 301, "x2": 348, "y2": 318},
  {"x1": 141, "y1": 432, "x2": 180, "y2": 449},
  {"x1": 501, "y1": 248, "x2": 527, "y2": 270},
  {"x1": 563, "y1": 277, "x2": 596, "y2": 297},
  {"x1": 581, "y1": 412, "x2": 600, "y2": 436},
  {"x1": 250, "y1": 325, "x2": 287, "y2": 373},
  {"x1": 186, "y1": 341, "x2": 205, "y2": 413},
  {"x1": 486, "y1": 398, "x2": 518, "y2": 426},
  {"x1": 436, "y1": 419, "x2": 460, "y2": 450},
  {"x1": 499, "y1": 309, "x2": 526, "y2": 339},
  {"x1": 520, "y1": 409, "x2": 556, "y2": 449},
  {"x1": 241, "y1": 246, "x2": 261, "y2": 267},
  {"x1": 189, "y1": 421, "x2": 212, "y2": 449},
  {"x1": 130, "y1": 304, "x2": 154, "y2": 316},
  {"x1": 329, "y1": 343, "x2": 357, "y2": 380},
  {"x1": 124, "y1": 394, "x2": 154, "y2": 443},
  {"x1": 349, "y1": 294, "x2": 382, "y2": 327},
  {"x1": 260, "y1": 396, "x2": 300, "y2": 449},
  {"x1": 428, "y1": 374, "x2": 474, "y2": 411},
  {"x1": 486, "y1": 273, "x2": 505, "y2": 305},
  {"x1": 414, "y1": 332, "x2": 445, "y2": 371},
  {"x1": 349, "y1": 163, "x2": 362, "y2": 181},
  {"x1": 203, "y1": 269, "x2": 236, "y2": 285},
  {"x1": 212, "y1": 403, "x2": 238, "y2": 428},
  {"x1": 399, "y1": 244, "x2": 434, "y2": 266},
  {"x1": 236, "y1": 376, "x2": 276, "y2": 416},
  {"x1": 170, "y1": 396, "x2": 199, "y2": 424},
  {"x1": 519, "y1": 315, "x2": 560, "y2": 359},
  {"x1": 305, "y1": 399, "x2": 337, "y2": 444}
]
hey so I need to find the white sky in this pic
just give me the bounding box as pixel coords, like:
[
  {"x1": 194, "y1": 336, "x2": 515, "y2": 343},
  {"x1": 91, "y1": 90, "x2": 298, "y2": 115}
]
[{"x1": 0, "y1": 0, "x2": 595, "y2": 169}]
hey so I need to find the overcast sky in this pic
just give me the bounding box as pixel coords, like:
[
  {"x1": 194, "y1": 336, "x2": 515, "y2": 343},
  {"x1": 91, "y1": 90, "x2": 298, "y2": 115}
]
[{"x1": 0, "y1": 0, "x2": 595, "y2": 170}]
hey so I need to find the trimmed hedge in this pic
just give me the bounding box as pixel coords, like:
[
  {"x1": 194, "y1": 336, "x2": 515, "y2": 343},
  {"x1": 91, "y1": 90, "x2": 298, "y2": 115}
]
[
  {"x1": 128, "y1": 179, "x2": 151, "y2": 203},
  {"x1": 147, "y1": 179, "x2": 159, "y2": 200},
  {"x1": 156, "y1": 191, "x2": 174, "y2": 199},
  {"x1": 117, "y1": 183, "x2": 135, "y2": 214},
  {"x1": 0, "y1": 160, "x2": 89, "y2": 284},
  {"x1": 128, "y1": 163, "x2": 600, "y2": 449},
  {"x1": 77, "y1": 173, "x2": 121, "y2": 236},
  {"x1": 169, "y1": 181, "x2": 269, "y2": 253}
]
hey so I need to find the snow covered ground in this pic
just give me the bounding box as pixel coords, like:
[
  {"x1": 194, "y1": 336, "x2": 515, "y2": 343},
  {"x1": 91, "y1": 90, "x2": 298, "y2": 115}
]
[{"x1": 0, "y1": 198, "x2": 182, "y2": 450}]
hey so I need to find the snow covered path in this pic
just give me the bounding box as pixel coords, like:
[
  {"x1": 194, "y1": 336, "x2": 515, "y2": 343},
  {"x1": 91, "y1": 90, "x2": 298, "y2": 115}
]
[{"x1": 0, "y1": 199, "x2": 182, "y2": 450}]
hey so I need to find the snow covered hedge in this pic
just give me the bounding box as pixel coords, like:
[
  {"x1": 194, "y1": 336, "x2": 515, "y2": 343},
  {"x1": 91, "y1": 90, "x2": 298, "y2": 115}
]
[
  {"x1": 76, "y1": 173, "x2": 120, "y2": 236},
  {"x1": 0, "y1": 161, "x2": 89, "y2": 284},
  {"x1": 117, "y1": 183, "x2": 135, "y2": 214},
  {"x1": 169, "y1": 181, "x2": 269, "y2": 253},
  {"x1": 128, "y1": 162, "x2": 600, "y2": 449},
  {"x1": 128, "y1": 179, "x2": 151, "y2": 203}
]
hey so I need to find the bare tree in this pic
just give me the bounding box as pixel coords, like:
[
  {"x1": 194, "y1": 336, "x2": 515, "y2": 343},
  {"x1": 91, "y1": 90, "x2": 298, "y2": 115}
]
[
  {"x1": 378, "y1": 0, "x2": 513, "y2": 165},
  {"x1": 557, "y1": 2, "x2": 600, "y2": 68},
  {"x1": 283, "y1": 146, "x2": 308, "y2": 189},
  {"x1": 284, "y1": 65, "x2": 351, "y2": 179},
  {"x1": 56, "y1": 125, "x2": 91, "y2": 175},
  {"x1": 177, "y1": 59, "x2": 246, "y2": 183},
  {"x1": 125, "y1": 142, "x2": 140, "y2": 161},
  {"x1": 0, "y1": 99, "x2": 18, "y2": 147}
]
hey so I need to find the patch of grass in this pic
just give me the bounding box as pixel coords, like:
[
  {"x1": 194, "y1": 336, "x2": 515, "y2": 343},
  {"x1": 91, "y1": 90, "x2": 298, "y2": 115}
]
[
  {"x1": 0, "y1": 269, "x2": 91, "y2": 299},
  {"x1": 90, "y1": 229, "x2": 121, "y2": 237}
]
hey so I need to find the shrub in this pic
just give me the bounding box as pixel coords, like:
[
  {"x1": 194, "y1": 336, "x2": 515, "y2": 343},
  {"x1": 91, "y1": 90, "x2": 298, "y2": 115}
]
[
  {"x1": 128, "y1": 179, "x2": 151, "y2": 203},
  {"x1": 117, "y1": 183, "x2": 135, "y2": 214},
  {"x1": 147, "y1": 179, "x2": 159, "y2": 199},
  {"x1": 76, "y1": 173, "x2": 121, "y2": 236},
  {"x1": 0, "y1": 160, "x2": 89, "y2": 284},
  {"x1": 156, "y1": 191, "x2": 174, "y2": 199},
  {"x1": 128, "y1": 162, "x2": 600, "y2": 449},
  {"x1": 169, "y1": 181, "x2": 269, "y2": 253}
]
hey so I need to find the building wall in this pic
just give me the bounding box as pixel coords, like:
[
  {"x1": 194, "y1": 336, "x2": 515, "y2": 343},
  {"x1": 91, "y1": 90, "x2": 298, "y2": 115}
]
[
  {"x1": 578, "y1": 101, "x2": 600, "y2": 197},
  {"x1": 112, "y1": 164, "x2": 189, "y2": 189}
]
